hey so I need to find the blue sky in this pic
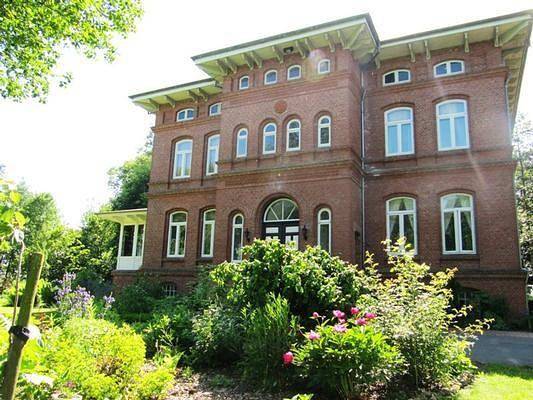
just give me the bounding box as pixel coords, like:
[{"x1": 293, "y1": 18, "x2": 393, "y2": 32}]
[{"x1": 1, "y1": 0, "x2": 531, "y2": 226}]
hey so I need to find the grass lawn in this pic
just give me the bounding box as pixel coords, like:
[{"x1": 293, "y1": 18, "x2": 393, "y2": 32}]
[{"x1": 454, "y1": 364, "x2": 533, "y2": 400}]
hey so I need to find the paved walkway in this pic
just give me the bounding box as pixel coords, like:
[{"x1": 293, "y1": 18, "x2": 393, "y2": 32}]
[{"x1": 470, "y1": 330, "x2": 533, "y2": 366}]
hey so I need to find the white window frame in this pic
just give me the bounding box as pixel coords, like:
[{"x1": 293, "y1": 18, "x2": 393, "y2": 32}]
[
  {"x1": 239, "y1": 75, "x2": 250, "y2": 90},
  {"x1": 208, "y1": 102, "x2": 221, "y2": 116},
  {"x1": 262, "y1": 123, "x2": 277, "y2": 154},
  {"x1": 436, "y1": 99, "x2": 470, "y2": 151},
  {"x1": 201, "y1": 209, "x2": 216, "y2": 258},
  {"x1": 177, "y1": 108, "x2": 194, "y2": 122},
  {"x1": 167, "y1": 211, "x2": 187, "y2": 258},
  {"x1": 317, "y1": 208, "x2": 331, "y2": 253},
  {"x1": 434, "y1": 60, "x2": 465, "y2": 77},
  {"x1": 236, "y1": 128, "x2": 248, "y2": 158},
  {"x1": 318, "y1": 115, "x2": 331, "y2": 147},
  {"x1": 206, "y1": 134, "x2": 220, "y2": 175},
  {"x1": 286, "y1": 119, "x2": 301, "y2": 151},
  {"x1": 163, "y1": 282, "x2": 177, "y2": 297},
  {"x1": 382, "y1": 69, "x2": 411, "y2": 86},
  {"x1": 385, "y1": 107, "x2": 414, "y2": 157},
  {"x1": 231, "y1": 213, "x2": 244, "y2": 263},
  {"x1": 287, "y1": 65, "x2": 301, "y2": 80},
  {"x1": 386, "y1": 197, "x2": 417, "y2": 254},
  {"x1": 264, "y1": 70, "x2": 278, "y2": 85},
  {"x1": 173, "y1": 139, "x2": 192, "y2": 179},
  {"x1": 317, "y1": 59, "x2": 331, "y2": 74},
  {"x1": 441, "y1": 194, "x2": 476, "y2": 255}
]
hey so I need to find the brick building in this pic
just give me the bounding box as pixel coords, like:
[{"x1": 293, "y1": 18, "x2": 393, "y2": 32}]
[{"x1": 100, "y1": 11, "x2": 532, "y2": 317}]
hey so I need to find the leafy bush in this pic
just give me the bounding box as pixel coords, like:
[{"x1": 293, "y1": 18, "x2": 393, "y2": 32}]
[
  {"x1": 240, "y1": 294, "x2": 298, "y2": 389},
  {"x1": 209, "y1": 240, "x2": 369, "y2": 318},
  {"x1": 293, "y1": 309, "x2": 402, "y2": 399},
  {"x1": 2, "y1": 279, "x2": 54, "y2": 307},
  {"x1": 142, "y1": 301, "x2": 195, "y2": 357},
  {"x1": 191, "y1": 302, "x2": 243, "y2": 367},
  {"x1": 357, "y1": 242, "x2": 486, "y2": 390},
  {"x1": 132, "y1": 354, "x2": 177, "y2": 400},
  {"x1": 114, "y1": 278, "x2": 164, "y2": 319},
  {"x1": 43, "y1": 318, "x2": 166, "y2": 399}
]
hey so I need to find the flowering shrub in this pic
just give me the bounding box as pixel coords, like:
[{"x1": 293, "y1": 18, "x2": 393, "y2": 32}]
[
  {"x1": 356, "y1": 241, "x2": 487, "y2": 390},
  {"x1": 293, "y1": 309, "x2": 402, "y2": 399},
  {"x1": 54, "y1": 272, "x2": 94, "y2": 321}
]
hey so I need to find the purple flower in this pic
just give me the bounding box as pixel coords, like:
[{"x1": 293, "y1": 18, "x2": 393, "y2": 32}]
[
  {"x1": 308, "y1": 331, "x2": 320, "y2": 340},
  {"x1": 334, "y1": 324, "x2": 347, "y2": 333}
]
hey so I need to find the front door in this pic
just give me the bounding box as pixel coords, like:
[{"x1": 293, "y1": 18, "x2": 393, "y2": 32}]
[{"x1": 262, "y1": 198, "x2": 300, "y2": 249}]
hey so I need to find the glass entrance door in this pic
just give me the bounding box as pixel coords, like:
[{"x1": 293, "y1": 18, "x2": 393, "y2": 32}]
[{"x1": 262, "y1": 198, "x2": 300, "y2": 249}]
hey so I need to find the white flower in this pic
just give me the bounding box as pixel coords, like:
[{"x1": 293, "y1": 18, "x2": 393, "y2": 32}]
[{"x1": 22, "y1": 373, "x2": 54, "y2": 387}]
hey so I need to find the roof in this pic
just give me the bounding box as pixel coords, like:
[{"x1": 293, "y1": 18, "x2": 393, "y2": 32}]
[
  {"x1": 130, "y1": 10, "x2": 532, "y2": 119},
  {"x1": 97, "y1": 208, "x2": 147, "y2": 224}
]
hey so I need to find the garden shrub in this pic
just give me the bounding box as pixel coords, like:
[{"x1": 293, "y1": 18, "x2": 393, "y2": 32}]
[
  {"x1": 132, "y1": 354, "x2": 177, "y2": 400},
  {"x1": 113, "y1": 278, "x2": 164, "y2": 319},
  {"x1": 357, "y1": 242, "x2": 486, "y2": 390},
  {"x1": 240, "y1": 294, "x2": 298, "y2": 389},
  {"x1": 44, "y1": 318, "x2": 148, "y2": 399},
  {"x1": 209, "y1": 240, "x2": 369, "y2": 318},
  {"x1": 293, "y1": 308, "x2": 402, "y2": 399},
  {"x1": 2, "y1": 279, "x2": 53, "y2": 307},
  {"x1": 191, "y1": 302, "x2": 243, "y2": 367}
]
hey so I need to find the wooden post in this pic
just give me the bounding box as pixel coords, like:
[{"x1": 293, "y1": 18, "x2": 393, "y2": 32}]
[{"x1": 1, "y1": 253, "x2": 44, "y2": 400}]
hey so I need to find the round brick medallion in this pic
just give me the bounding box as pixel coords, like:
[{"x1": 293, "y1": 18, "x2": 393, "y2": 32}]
[{"x1": 274, "y1": 100, "x2": 287, "y2": 114}]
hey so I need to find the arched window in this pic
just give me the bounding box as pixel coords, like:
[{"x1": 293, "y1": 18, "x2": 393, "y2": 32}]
[
  {"x1": 209, "y1": 102, "x2": 221, "y2": 116},
  {"x1": 167, "y1": 211, "x2": 187, "y2": 257},
  {"x1": 173, "y1": 139, "x2": 192, "y2": 178},
  {"x1": 263, "y1": 198, "x2": 299, "y2": 248},
  {"x1": 318, "y1": 115, "x2": 331, "y2": 147},
  {"x1": 177, "y1": 108, "x2": 194, "y2": 122},
  {"x1": 317, "y1": 208, "x2": 331, "y2": 253},
  {"x1": 287, "y1": 65, "x2": 301, "y2": 80},
  {"x1": 264, "y1": 198, "x2": 299, "y2": 222},
  {"x1": 441, "y1": 194, "x2": 475, "y2": 254},
  {"x1": 201, "y1": 209, "x2": 216, "y2": 258},
  {"x1": 317, "y1": 59, "x2": 331, "y2": 74},
  {"x1": 163, "y1": 282, "x2": 177, "y2": 297},
  {"x1": 263, "y1": 123, "x2": 277, "y2": 154},
  {"x1": 206, "y1": 134, "x2": 220, "y2": 175},
  {"x1": 434, "y1": 60, "x2": 464, "y2": 77},
  {"x1": 385, "y1": 108, "x2": 414, "y2": 156},
  {"x1": 437, "y1": 100, "x2": 469, "y2": 151},
  {"x1": 236, "y1": 128, "x2": 248, "y2": 158},
  {"x1": 231, "y1": 214, "x2": 244, "y2": 262},
  {"x1": 286, "y1": 119, "x2": 301, "y2": 151},
  {"x1": 383, "y1": 69, "x2": 411, "y2": 86},
  {"x1": 386, "y1": 197, "x2": 417, "y2": 253},
  {"x1": 264, "y1": 70, "x2": 278, "y2": 85},
  {"x1": 239, "y1": 75, "x2": 249, "y2": 90}
]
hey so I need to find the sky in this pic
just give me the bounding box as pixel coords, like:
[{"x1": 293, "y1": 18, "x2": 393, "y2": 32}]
[{"x1": 1, "y1": 0, "x2": 532, "y2": 227}]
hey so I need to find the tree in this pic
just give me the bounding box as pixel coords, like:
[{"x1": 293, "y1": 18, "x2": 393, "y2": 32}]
[
  {"x1": 0, "y1": 0, "x2": 143, "y2": 102},
  {"x1": 108, "y1": 152, "x2": 151, "y2": 210},
  {"x1": 513, "y1": 113, "x2": 533, "y2": 271}
]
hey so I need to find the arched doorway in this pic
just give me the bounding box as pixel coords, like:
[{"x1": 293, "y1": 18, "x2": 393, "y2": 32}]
[{"x1": 262, "y1": 198, "x2": 299, "y2": 248}]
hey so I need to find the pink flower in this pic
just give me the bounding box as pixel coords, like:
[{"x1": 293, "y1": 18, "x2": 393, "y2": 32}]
[
  {"x1": 350, "y1": 307, "x2": 360, "y2": 315},
  {"x1": 308, "y1": 331, "x2": 320, "y2": 340},
  {"x1": 312, "y1": 312, "x2": 320, "y2": 319},
  {"x1": 333, "y1": 310, "x2": 346, "y2": 320},
  {"x1": 356, "y1": 318, "x2": 367, "y2": 326},
  {"x1": 334, "y1": 324, "x2": 347, "y2": 333},
  {"x1": 364, "y1": 312, "x2": 376, "y2": 320},
  {"x1": 283, "y1": 351, "x2": 294, "y2": 365},
  {"x1": 338, "y1": 319, "x2": 346, "y2": 324}
]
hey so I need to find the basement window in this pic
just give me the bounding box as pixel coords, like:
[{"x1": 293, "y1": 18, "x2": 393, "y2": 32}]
[
  {"x1": 383, "y1": 69, "x2": 411, "y2": 86},
  {"x1": 434, "y1": 60, "x2": 464, "y2": 77}
]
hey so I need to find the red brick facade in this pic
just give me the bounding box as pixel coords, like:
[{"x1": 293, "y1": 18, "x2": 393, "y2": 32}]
[{"x1": 118, "y1": 32, "x2": 528, "y2": 317}]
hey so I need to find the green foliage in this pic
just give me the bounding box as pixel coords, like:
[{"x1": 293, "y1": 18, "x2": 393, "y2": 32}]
[
  {"x1": 132, "y1": 354, "x2": 177, "y2": 400},
  {"x1": 294, "y1": 320, "x2": 401, "y2": 399},
  {"x1": 2, "y1": 279, "x2": 53, "y2": 307},
  {"x1": 241, "y1": 294, "x2": 298, "y2": 389},
  {"x1": 209, "y1": 240, "x2": 367, "y2": 317},
  {"x1": 114, "y1": 278, "x2": 164, "y2": 319},
  {"x1": 0, "y1": 178, "x2": 25, "y2": 252},
  {"x1": 191, "y1": 303, "x2": 243, "y2": 367},
  {"x1": 357, "y1": 242, "x2": 484, "y2": 390},
  {"x1": 108, "y1": 152, "x2": 152, "y2": 210},
  {"x1": 44, "y1": 318, "x2": 146, "y2": 399},
  {"x1": 0, "y1": 0, "x2": 143, "y2": 101},
  {"x1": 513, "y1": 113, "x2": 533, "y2": 271}
]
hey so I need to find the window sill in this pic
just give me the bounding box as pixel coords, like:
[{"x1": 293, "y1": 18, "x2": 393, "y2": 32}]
[
  {"x1": 440, "y1": 254, "x2": 479, "y2": 261},
  {"x1": 383, "y1": 153, "x2": 416, "y2": 161}
]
